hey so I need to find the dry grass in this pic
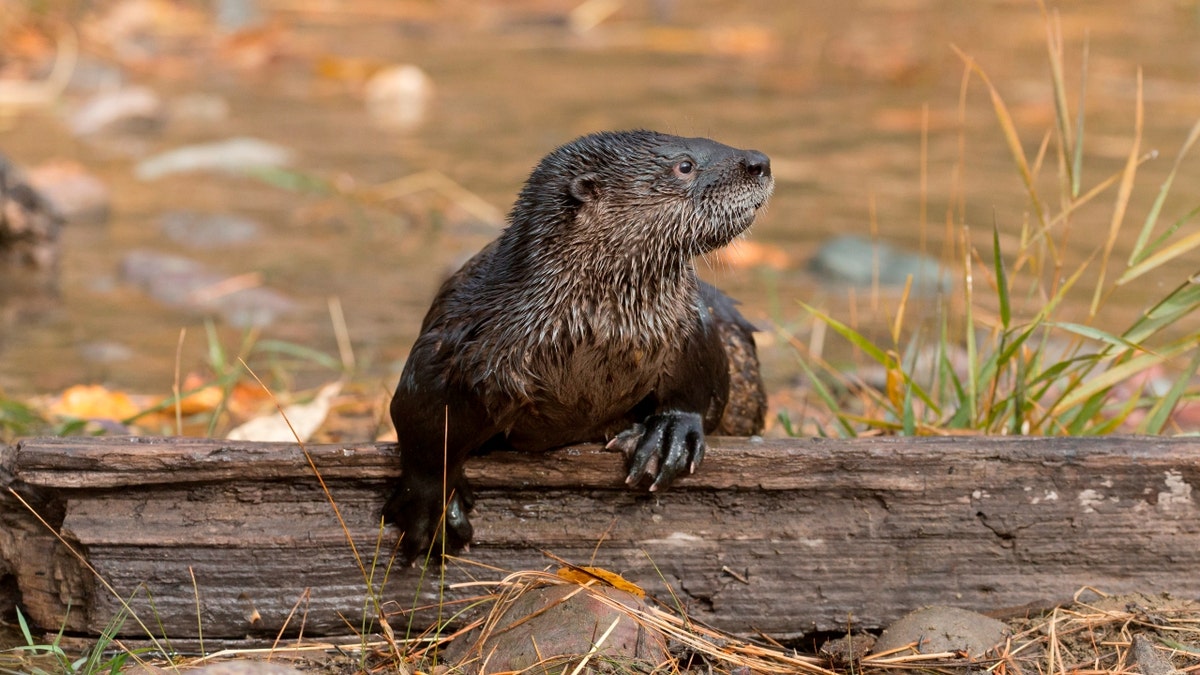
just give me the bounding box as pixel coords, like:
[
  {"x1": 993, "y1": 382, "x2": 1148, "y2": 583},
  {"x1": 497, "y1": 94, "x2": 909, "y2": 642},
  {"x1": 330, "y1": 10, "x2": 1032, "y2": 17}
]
[
  {"x1": 430, "y1": 575, "x2": 1200, "y2": 675},
  {"x1": 787, "y1": 7, "x2": 1200, "y2": 440},
  {"x1": 94, "y1": 574, "x2": 1194, "y2": 675}
]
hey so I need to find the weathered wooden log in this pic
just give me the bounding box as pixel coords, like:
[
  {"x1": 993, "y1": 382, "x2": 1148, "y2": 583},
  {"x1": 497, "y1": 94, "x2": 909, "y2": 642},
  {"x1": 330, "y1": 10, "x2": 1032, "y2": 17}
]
[{"x1": 1, "y1": 435, "x2": 1198, "y2": 644}]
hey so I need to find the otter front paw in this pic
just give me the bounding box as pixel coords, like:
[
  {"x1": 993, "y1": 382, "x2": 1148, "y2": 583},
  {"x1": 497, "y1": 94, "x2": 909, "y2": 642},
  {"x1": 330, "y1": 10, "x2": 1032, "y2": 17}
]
[
  {"x1": 383, "y1": 475, "x2": 475, "y2": 563},
  {"x1": 607, "y1": 411, "x2": 707, "y2": 492}
]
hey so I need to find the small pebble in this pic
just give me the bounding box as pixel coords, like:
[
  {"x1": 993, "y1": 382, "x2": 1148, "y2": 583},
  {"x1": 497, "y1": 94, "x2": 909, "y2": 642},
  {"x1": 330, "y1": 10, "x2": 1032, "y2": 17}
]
[
  {"x1": 445, "y1": 582, "x2": 669, "y2": 674},
  {"x1": 0, "y1": 153, "x2": 63, "y2": 271},
  {"x1": 364, "y1": 63, "x2": 433, "y2": 130},
  {"x1": 809, "y1": 234, "x2": 950, "y2": 294},
  {"x1": 874, "y1": 606, "x2": 1008, "y2": 657},
  {"x1": 120, "y1": 249, "x2": 297, "y2": 327},
  {"x1": 68, "y1": 85, "x2": 165, "y2": 136},
  {"x1": 169, "y1": 92, "x2": 231, "y2": 125},
  {"x1": 135, "y1": 137, "x2": 293, "y2": 180},
  {"x1": 161, "y1": 211, "x2": 262, "y2": 248},
  {"x1": 79, "y1": 340, "x2": 135, "y2": 364},
  {"x1": 26, "y1": 160, "x2": 111, "y2": 223}
]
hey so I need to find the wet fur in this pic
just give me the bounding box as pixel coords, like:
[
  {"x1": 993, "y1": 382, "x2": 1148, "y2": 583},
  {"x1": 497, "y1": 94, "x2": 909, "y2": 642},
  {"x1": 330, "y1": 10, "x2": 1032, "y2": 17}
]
[{"x1": 388, "y1": 130, "x2": 773, "y2": 559}]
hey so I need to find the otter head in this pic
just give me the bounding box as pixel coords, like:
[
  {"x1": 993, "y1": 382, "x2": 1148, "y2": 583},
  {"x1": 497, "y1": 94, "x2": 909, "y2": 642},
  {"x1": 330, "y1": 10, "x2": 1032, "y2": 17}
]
[{"x1": 508, "y1": 130, "x2": 774, "y2": 259}]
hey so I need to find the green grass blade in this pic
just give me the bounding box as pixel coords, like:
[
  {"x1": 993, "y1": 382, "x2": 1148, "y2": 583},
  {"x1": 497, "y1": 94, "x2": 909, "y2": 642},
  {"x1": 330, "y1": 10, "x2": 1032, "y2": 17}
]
[
  {"x1": 993, "y1": 322, "x2": 1040, "y2": 370},
  {"x1": 1028, "y1": 354, "x2": 1090, "y2": 390},
  {"x1": 1063, "y1": 388, "x2": 1107, "y2": 434},
  {"x1": 938, "y1": 349, "x2": 972, "y2": 429},
  {"x1": 1128, "y1": 118, "x2": 1200, "y2": 267},
  {"x1": 1131, "y1": 203, "x2": 1200, "y2": 271},
  {"x1": 1046, "y1": 321, "x2": 1148, "y2": 354},
  {"x1": 249, "y1": 166, "x2": 335, "y2": 194},
  {"x1": 1055, "y1": 336, "x2": 1195, "y2": 413},
  {"x1": 122, "y1": 379, "x2": 226, "y2": 425},
  {"x1": 901, "y1": 384, "x2": 916, "y2": 435},
  {"x1": 1118, "y1": 222, "x2": 1200, "y2": 286},
  {"x1": 790, "y1": 345, "x2": 857, "y2": 438},
  {"x1": 204, "y1": 319, "x2": 227, "y2": 372},
  {"x1": 1097, "y1": 382, "x2": 1154, "y2": 434},
  {"x1": 1011, "y1": 344, "x2": 1028, "y2": 434},
  {"x1": 1140, "y1": 348, "x2": 1200, "y2": 434},
  {"x1": 1123, "y1": 279, "x2": 1200, "y2": 345},
  {"x1": 14, "y1": 608, "x2": 34, "y2": 647},
  {"x1": 254, "y1": 339, "x2": 345, "y2": 371},
  {"x1": 993, "y1": 224, "x2": 1011, "y2": 329},
  {"x1": 799, "y1": 302, "x2": 892, "y2": 367},
  {"x1": 0, "y1": 397, "x2": 44, "y2": 440}
]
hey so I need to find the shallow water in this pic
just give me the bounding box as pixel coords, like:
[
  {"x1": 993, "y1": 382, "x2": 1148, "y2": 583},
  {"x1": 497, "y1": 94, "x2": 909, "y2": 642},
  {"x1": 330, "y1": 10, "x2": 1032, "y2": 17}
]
[{"x1": 2, "y1": 0, "x2": 1199, "y2": 406}]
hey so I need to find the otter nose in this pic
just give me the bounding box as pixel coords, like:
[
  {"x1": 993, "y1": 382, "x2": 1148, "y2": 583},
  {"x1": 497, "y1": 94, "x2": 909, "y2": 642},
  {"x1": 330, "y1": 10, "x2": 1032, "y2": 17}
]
[{"x1": 743, "y1": 150, "x2": 771, "y2": 179}]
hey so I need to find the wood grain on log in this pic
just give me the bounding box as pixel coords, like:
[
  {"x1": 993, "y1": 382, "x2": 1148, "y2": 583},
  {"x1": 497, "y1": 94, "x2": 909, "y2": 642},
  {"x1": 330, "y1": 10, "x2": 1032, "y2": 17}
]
[{"x1": 2, "y1": 435, "x2": 1198, "y2": 642}]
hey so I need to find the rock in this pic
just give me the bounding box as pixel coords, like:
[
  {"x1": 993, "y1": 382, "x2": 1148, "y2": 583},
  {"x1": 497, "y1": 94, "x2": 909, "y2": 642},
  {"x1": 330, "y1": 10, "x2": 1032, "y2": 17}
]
[
  {"x1": 364, "y1": 64, "x2": 432, "y2": 130},
  {"x1": 874, "y1": 606, "x2": 1009, "y2": 658},
  {"x1": 26, "y1": 160, "x2": 111, "y2": 223},
  {"x1": 68, "y1": 85, "x2": 165, "y2": 136},
  {"x1": 84, "y1": 0, "x2": 210, "y2": 64},
  {"x1": 160, "y1": 211, "x2": 262, "y2": 248},
  {"x1": 808, "y1": 234, "x2": 950, "y2": 294},
  {"x1": 169, "y1": 92, "x2": 231, "y2": 125},
  {"x1": 64, "y1": 56, "x2": 127, "y2": 92},
  {"x1": 79, "y1": 340, "x2": 135, "y2": 364},
  {"x1": 0, "y1": 153, "x2": 63, "y2": 272},
  {"x1": 135, "y1": 137, "x2": 293, "y2": 180},
  {"x1": 448, "y1": 582, "x2": 670, "y2": 675},
  {"x1": 119, "y1": 249, "x2": 297, "y2": 328},
  {"x1": 215, "y1": 0, "x2": 263, "y2": 32},
  {"x1": 1131, "y1": 634, "x2": 1184, "y2": 675},
  {"x1": 820, "y1": 632, "x2": 876, "y2": 667}
]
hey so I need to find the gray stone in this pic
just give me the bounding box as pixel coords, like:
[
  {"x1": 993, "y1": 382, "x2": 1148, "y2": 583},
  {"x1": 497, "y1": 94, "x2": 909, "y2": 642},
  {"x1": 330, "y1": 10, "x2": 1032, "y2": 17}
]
[
  {"x1": 120, "y1": 249, "x2": 297, "y2": 328},
  {"x1": 27, "y1": 160, "x2": 111, "y2": 223},
  {"x1": 161, "y1": 211, "x2": 263, "y2": 248},
  {"x1": 448, "y1": 582, "x2": 670, "y2": 675},
  {"x1": 874, "y1": 606, "x2": 1008, "y2": 657},
  {"x1": 809, "y1": 234, "x2": 950, "y2": 294},
  {"x1": 68, "y1": 85, "x2": 165, "y2": 136}
]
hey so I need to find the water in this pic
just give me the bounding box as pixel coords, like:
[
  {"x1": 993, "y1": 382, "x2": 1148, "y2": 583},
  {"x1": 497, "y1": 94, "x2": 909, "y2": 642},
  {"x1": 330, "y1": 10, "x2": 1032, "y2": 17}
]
[{"x1": 2, "y1": 0, "x2": 1199, "y2": 407}]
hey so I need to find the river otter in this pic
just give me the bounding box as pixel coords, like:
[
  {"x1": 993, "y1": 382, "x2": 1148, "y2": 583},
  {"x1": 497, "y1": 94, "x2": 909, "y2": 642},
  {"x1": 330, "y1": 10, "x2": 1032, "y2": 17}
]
[{"x1": 386, "y1": 130, "x2": 772, "y2": 561}]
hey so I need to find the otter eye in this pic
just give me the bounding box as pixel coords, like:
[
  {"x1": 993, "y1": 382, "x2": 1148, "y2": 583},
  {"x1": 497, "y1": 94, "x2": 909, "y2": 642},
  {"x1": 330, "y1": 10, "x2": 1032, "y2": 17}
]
[{"x1": 673, "y1": 160, "x2": 695, "y2": 177}]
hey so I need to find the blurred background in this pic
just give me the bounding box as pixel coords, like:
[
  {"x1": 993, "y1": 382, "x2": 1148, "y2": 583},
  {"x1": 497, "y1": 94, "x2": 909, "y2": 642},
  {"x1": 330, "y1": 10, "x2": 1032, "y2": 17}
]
[{"x1": 1, "y1": 0, "x2": 1198, "y2": 436}]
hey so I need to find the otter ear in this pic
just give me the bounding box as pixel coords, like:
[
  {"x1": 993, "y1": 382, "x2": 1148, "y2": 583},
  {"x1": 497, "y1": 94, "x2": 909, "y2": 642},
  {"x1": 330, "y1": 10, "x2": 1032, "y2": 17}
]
[{"x1": 569, "y1": 172, "x2": 601, "y2": 202}]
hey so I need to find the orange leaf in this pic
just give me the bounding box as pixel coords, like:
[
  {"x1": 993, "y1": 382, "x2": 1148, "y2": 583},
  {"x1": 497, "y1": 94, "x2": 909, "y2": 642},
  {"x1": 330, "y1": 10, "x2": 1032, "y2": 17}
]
[
  {"x1": 226, "y1": 380, "x2": 273, "y2": 418},
  {"x1": 164, "y1": 373, "x2": 225, "y2": 415},
  {"x1": 52, "y1": 385, "x2": 140, "y2": 421},
  {"x1": 556, "y1": 566, "x2": 645, "y2": 598}
]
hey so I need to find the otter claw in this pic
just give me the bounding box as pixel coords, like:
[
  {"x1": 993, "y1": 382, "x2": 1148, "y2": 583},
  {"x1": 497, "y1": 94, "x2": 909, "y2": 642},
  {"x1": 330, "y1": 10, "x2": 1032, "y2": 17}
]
[
  {"x1": 613, "y1": 412, "x2": 707, "y2": 491},
  {"x1": 383, "y1": 475, "x2": 475, "y2": 564}
]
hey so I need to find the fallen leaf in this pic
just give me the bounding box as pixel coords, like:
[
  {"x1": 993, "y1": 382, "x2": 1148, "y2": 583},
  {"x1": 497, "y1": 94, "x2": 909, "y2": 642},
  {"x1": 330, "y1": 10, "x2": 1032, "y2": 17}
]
[
  {"x1": 225, "y1": 382, "x2": 342, "y2": 442},
  {"x1": 556, "y1": 565, "x2": 645, "y2": 598},
  {"x1": 52, "y1": 384, "x2": 140, "y2": 421}
]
